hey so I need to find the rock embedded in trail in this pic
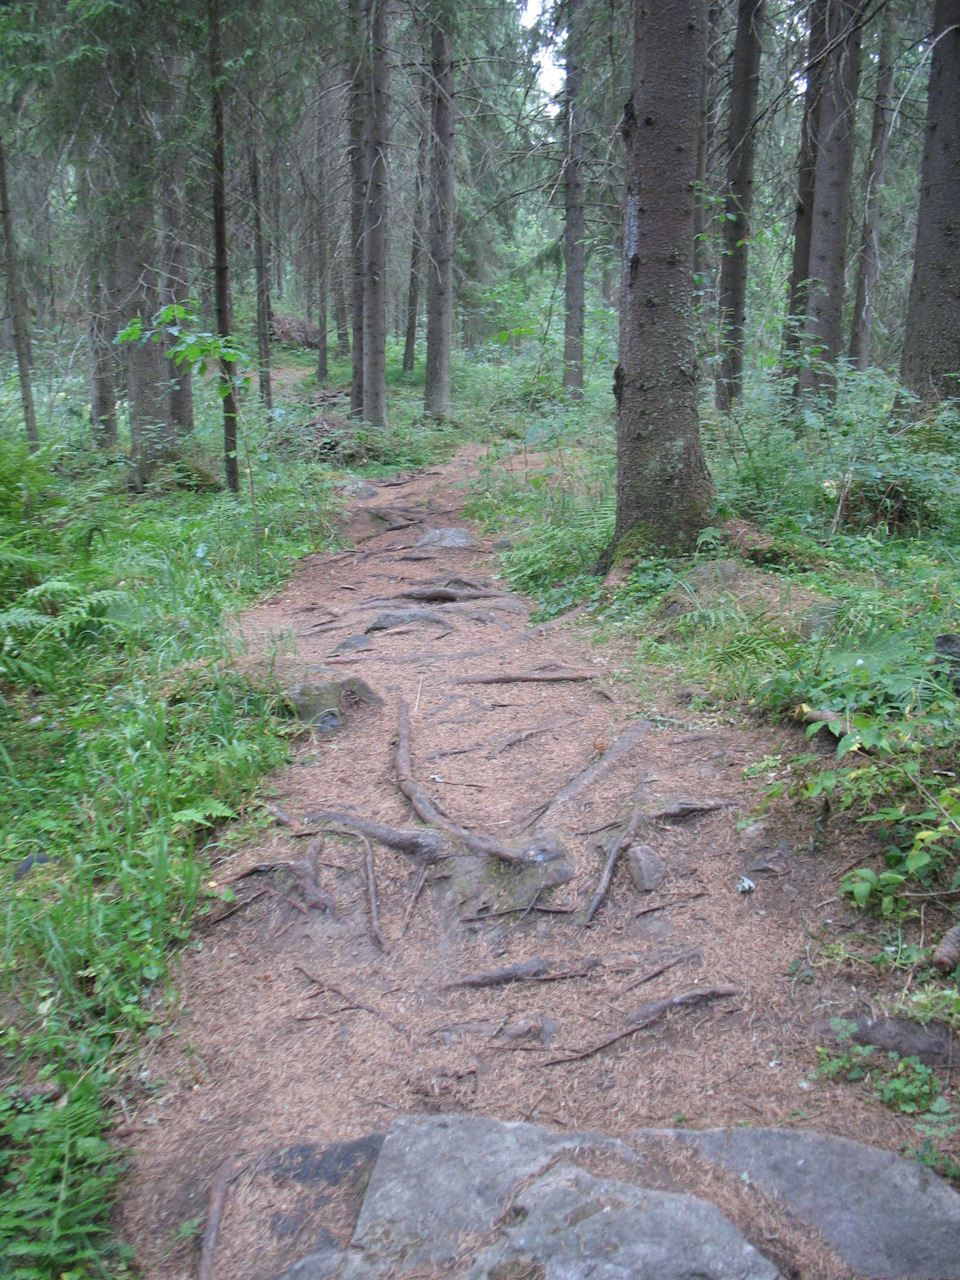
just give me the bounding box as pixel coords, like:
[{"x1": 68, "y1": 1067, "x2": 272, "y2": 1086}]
[
  {"x1": 414, "y1": 526, "x2": 480, "y2": 549},
  {"x1": 660, "y1": 1126, "x2": 960, "y2": 1280},
  {"x1": 627, "y1": 843, "x2": 667, "y2": 893},
  {"x1": 287, "y1": 675, "x2": 383, "y2": 732}
]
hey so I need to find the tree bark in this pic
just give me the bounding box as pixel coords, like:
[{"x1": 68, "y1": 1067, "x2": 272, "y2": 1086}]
[
  {"x1": 693, "y1": 3, "x2": 722, "y2": 294},
  {"x1": 403, "y1": 73, "x2": 431, "y2": 375},
  {"x1": 0, "y1": 129, "x2": 38, "y2": 450},
  {"x1": 81, "y1": 163, "x2": 118, "y2": 447},
  {"x1": 315, "y1": 79, "x2": 329, "y2": 384},
  {"x1": 900, "y1": 0, "x2": 960, "y2": 401},
  {"x1": 608, "y1": 0, "x2": 713, "y2": 560},
  {"x1": 349, "y1": 0, "x2": 367, "y2": 418},
  {"x1": 250, "y1": 141, "x2": 273, "y2": 410},
  {"x1": 848, "y1": 6, "x2": 895, "y2": 371},
  {"x1": 715, "y1": 0, "x2": 765, "y2": 410},
  {"x1": 117, "y1": 128, "x2": 174, "y2": 485},
  {"x1": 424, "y1": 16, "x2": 456, "y2": 418},
  {"x1": 208, "y1": 0, "x2": 239, "y2": 492},
  {"x1": 798, "y1": 0, "x2": 865, "y2": 397},
  {"x1": 784, "y1": 0, "x2": 828, "y2": 365},
  {"x1": 562, "y1": 0, "x2": 585, "y2": 397},
  {"x1": 333, "y1": 250, "x2": 351, "y2": 358},
  {"x1": 362, "y1": 0, "x2": 390, "y2": 428},
  {"x1": 158, "y1": 178, "x2": 194, "y2": 436}
]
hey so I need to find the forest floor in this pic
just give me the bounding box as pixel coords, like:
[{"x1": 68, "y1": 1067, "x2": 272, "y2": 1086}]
[{"x1": 115, "y1": 444, "x2": 933, "y2": 1280}]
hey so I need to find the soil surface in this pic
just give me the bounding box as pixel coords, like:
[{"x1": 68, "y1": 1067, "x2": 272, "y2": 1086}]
[{"x1": 117, "y1": 448, "x2": 917, "y2": 1280}]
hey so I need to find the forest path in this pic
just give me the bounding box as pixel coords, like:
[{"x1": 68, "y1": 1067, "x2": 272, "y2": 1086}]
[{"x1": 120, "y1": 446, "x2": 908, "y2": 1280}]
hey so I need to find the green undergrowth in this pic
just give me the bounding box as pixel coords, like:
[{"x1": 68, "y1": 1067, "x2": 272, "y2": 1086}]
[
  {"x1": 0, "y1": 369, "x2": 356, "y2": 1274},
  {"x1": 469, "y1": 369, "x2": 960, "y2": 1025}
]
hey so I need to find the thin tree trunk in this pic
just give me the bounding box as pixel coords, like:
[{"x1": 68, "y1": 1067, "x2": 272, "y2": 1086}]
[
  {"x1": 715, "y1": 0, "x2": 765, "y2": 410},
  {"x1": 118, "y1": 130, "x2": 174, "y2": 485},
  {"x1": 607, "y1": 0, "x2": 713, "y2": 561},
  {"x1": 271, "y1": 145, "x2": 283, "y2": 300},
  {"x1": 901, "y1": 0, "x2": 960, "y2": 400},
  {"x1": 784, "y1": 0, "x2": 828, "y2": 365},
  {"x1": 403, "y1": 73, "x2": 430, "y2": 375},
  {"x1": 209, "y1": 0, "x2": 239, "y2": 492},
  {"x1": 693, "y1": 3, "x2": 722, "y2": 293},
  {"x1": 315, "y1": 79, "x2": 329, "y2": 384},
  {"x1": 250, "y1": 142, "x2": 273, "y2": 410},
  {"x1": 158, "y1": 160, "x2": 194, "y2": 434},
  {"x1": 798, "y1": 0, "x2": 865, "y2": 397},
  {"x1": 82, "y1": 163, "x2": 118, "y2": 447},
  {"x1": 363, "y1": 0, "x2": 390, "y2": 428},
  {"x1": 562, "y1": 0, "x2": 585, "y2": 397},
  {"x1": 848, "y1": 7, "x2": 895, "y2": 371},
  {"x1": 0, "y1": 129, "x2": 38, "y2": 450},
  {"x1": 424, "y1": 17, "x2": 455, "y2": 418},
  {"x1": 349, "y1": 0, "x2": 366, "y2": 418},
  {"x1": 333, "y1": 248, "x2": 350, "y2": 358}
]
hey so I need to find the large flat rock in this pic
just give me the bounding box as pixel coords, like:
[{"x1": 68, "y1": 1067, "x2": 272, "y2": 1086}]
[
  {"x1": 464, "y1": 1163, "x2": 780, "y2": 1280},
  {"x1": 661, "y1": 1126, "x2": 960, "y2": 1279}
]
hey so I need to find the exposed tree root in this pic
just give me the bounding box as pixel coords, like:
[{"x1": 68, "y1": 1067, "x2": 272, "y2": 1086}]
[
  {"x1": 539, "y1": 987, "x2": 738, "y2": 1066},
  {"x1": 441, "y1": 957, "x2": 553, "y2": 989},
  {"x1": 582, "y1": 795, "x2": 650, "y2": 927},
  {"x1": 524, "y1": 719, "x2": 651, "y2": 830},
  {"x1": 396, "y1": 699, "x2": 542, "y2": 866},
  {"x1": 304, "y1": 811, "x2": 445, "y2": 861},
  {"x1": 646, "y1": 798, "x2": 731, "y2": 821},
  {"x1": 617, "y1": 948, "x2": 702, "y2": 994},
  {"x1": 198, "y1": 1152, "x2": 245, "y2": 1280},
  {"x1": 454, "y1": 670, "x2": 595, "y2": 686},
  {"x1": 358, "y1": 829, "x2": 386, "y2": 950},
  {"x1": 295, "y1": 965, "x2": 408, "y2": 1039}
]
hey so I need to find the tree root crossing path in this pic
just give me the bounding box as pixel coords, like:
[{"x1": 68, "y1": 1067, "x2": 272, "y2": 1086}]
[{"x1": 120, "y1": 449, "x2": 921, "y2": 1280}]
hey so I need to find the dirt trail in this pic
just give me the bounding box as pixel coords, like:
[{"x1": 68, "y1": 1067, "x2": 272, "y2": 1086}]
[{"x1": 120, "y1": 448, "x2": 908, "y2": 1280}]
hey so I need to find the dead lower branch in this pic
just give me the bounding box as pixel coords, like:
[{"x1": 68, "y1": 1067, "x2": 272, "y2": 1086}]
[{"x1": 539, "y1": 986, "x2": 738, "y2": 1066}]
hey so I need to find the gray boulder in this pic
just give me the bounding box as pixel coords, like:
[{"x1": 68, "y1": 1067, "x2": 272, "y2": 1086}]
[
  {"x1": 627, "y1": 843, "x2": 667, "y2": 893},
  {"x1": 414, "y1": 527, "x2": 480, "y2": 549},
  {"x1": 662, "y1": 1126, "x2": 960, "y2": 1280}
]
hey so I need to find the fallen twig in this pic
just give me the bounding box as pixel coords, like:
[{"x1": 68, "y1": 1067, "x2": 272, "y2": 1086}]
[
  {"x1": 461, "y1": 904, "x2": 576, "y2": 922},
  {"x1": 486, "y1": 717, "x2": 573, "y2": 761},
  {"x1": 396, "y1": 699, "x2": 534, "y2": 865},
  {"x1": 441, "y1": 957, "x2": 552, "y2": 989},
  {"x1": 208, "y1": 889, "x2": 268, "y2": 924},
  {"x1": 525, "y1": 720, "x2": 651, "y2": 831},
  {"x1": 227, "y1": 859, "x2": 336, "y2": 911},
  {"x1": 634, "y1": 891, "x2": 707, "y2": 918},
  {"x1": 645, "y1": 798, "x2": 731, "y2": 821},
  {"x1": 539, "y1": 987, "x2": 738, "y2": 1066},
  {"x1": 582, "y1": 795, "x2": 649, "y2": 927},
  {"x1": 454, "y1": 670, "x2": 595, "y2": 686},
  {"x1": 400, "y1": 864, "x2": 429, "y2": 936},
  {"x1": 294, "y1": 965, "x2": 407, "y2": 1038},
  {"x1": 618, "y1": 949, "x2": 701, "y2": 994},
  {"x1": 198, "y1": 1152, "x2": 245, "y2": 1280},
  {"x1": 264, "y1": 803, "x2": 318, "y2": 837}
]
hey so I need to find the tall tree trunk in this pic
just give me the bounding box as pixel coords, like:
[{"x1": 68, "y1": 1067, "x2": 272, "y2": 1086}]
[
  {"x1": 158, "y1": 160, "x2": 194, "y2": 435},
  {"x1": 798, "y1": 0, "x2": 865, "y2": 397},
  {"x1": 848, "y1": 6, "x2": 895, "y2": 370},
  {"x1": 271, "y1": 145, "x2": 283, "y2": 300},
  {"x1": 208, "y1": 0, "x2": 239, "y2": 492},
  {"x1": 693, "y1": 3, "x2": 722, "y2": 292},
  {"x1": 784, "y1": 0, "x2": 828, "y2": 365},
  {"x1": 403, "y1": 73, "x2": 431, "y2": 375},
  {"x1": 608, "y1": 0, "x2": 712, "y2": 560},
  {"x1": 363, "y1": 0, "x2": 390, "y2": 428},
  {"x1": 315, "y1": 80, "x2": 329, "y2": 385},
  {"x1": 715, "y1": 0, "x2": 765, "y2": 410},
  {"x1": 900, "y1": 0, "x2": 960, "y2": 401},
  {"x1": 250, "y1": 141, "x2": 273, "y2": 410},
  {"x1": 0, "y1": 129, "x2": 38, "y2": 450},
  {"x1": 349, "y1": 0, "x2": 367, "y2": 418},
  {"x1": 562, "y1": 0, "x2": 585, "y2": 397},
  {"x1": 81, "y1": 164, "x2": 118, "y2": 446},
  {"x1": 118, "y1": 130, "x2": 174, "y2": 485},
  {"x1": 424, "y1": 17, "x2": 456, "y2": 418}
]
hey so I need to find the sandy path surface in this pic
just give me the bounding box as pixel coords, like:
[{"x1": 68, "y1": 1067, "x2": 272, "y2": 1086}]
[{"x1": 118, "y1": 448, "x2": 907, "y2": 1280}]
